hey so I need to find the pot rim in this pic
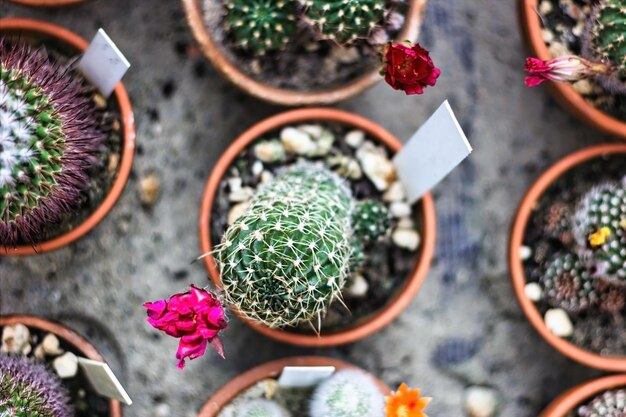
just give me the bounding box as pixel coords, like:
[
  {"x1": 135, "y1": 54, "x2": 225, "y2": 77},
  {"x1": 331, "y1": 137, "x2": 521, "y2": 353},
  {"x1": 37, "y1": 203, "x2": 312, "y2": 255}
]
[
  {"x1": 540, "y1": 374, "x2": 626, "y2": 417},
  {"x1": 0, "y1": 314, "x2": 123, "y2": 417},
  {"x1": 0, "y1": 18, "x2": 136, "y2": 255},
  {"x1": 509, "y1": 143, "x2": 626, "y2": 371},
  {"x1": 199, "y1": 107, "x2": 436, "y2": 347},
  {"x1": 181, "y1": 0, "x2": 427, "y2": 106},
  {"x1": 518, "y1": 0, "x2": 626, "y2": 139},
  {"x1": 7, "y1": 0, "x2": 88, "y2": 7},
  {"x1": 197, "y1": 356, "x2": 391, "y2": 417}
]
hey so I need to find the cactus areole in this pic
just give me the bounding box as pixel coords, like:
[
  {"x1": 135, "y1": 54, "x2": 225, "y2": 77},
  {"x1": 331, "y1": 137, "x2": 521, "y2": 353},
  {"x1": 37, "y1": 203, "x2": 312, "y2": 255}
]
[{"x1": 0, "y1": 38, "x2": 103, "y2": 245}]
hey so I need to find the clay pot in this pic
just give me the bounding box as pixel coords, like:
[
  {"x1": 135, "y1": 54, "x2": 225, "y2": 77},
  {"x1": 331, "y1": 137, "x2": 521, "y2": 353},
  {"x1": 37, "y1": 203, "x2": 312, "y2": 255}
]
[
  {"x1": 182, "y1": 0, "x2": 427, "y2": 106},
  {"x1": 7, "y1": 0, "x2": 88, "y2": 6},
  {"x1": 540, "y1": 374, "x2": 626, "y2": 417},
  {"x1": 0, "y1": 314, "x2": 123, "y2": 417},
  {"x1": 0, "y1": 18, "x2": 136, "y2": 255},
  {"x1": 510, "y1": 143, "x2": 626, "y2": 371},
  {"x1": 198, "y1": 356, "x2": 390, "y2": 417},
  {"x1": 199, "y1": 107, "x2": 436, "y2": 347},
  {"x1": 518, "y1": 0, "x2": 626, "y2": 140}
]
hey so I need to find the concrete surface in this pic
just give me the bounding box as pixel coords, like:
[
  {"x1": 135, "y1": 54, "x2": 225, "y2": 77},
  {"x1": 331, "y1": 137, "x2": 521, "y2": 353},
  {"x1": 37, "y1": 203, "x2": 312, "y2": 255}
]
[{"x1": 0, "y1": 0, "x2": 621, "y2": 416}]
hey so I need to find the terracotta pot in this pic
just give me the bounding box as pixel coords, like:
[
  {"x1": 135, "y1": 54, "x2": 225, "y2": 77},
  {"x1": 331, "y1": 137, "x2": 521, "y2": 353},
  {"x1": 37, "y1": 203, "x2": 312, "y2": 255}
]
[
  {"x1": 540, "y1": 374, "x2": 626, "y2": 417},
  {"x1": 0, "y1": 314, "x2": 123, "y2": 417},
  {"x1": 199, "y1": 108, "x2": 436, "y2": 347},
  {"x1": 518, "y1": 0, "x2": 626, "y2": 140},
  {"x1": 7, "y1": 0, "x2": 88, "y2": 7},
  {"x1": 182, "y1": 0, "x2": 427, "y2": 106},
  {"x1": 510, "y1": 143, "x2": 626, "y2": 372},
  {"x1": 198, "y1": 356, "x2": 390, "y2": 417},
  {"x1": 0, "y1": 18, "x2": 136, "y2": 255}
]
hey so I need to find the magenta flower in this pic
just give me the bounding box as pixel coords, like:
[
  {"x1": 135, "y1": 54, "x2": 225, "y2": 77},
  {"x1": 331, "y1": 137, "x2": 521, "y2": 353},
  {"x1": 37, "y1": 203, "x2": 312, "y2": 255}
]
[
  {"x1": 144, "y1": 286, "x2": 228, "y2": 369},
  {"x1": 524, "y1": 56, "x2": 611, "y2": 87}
]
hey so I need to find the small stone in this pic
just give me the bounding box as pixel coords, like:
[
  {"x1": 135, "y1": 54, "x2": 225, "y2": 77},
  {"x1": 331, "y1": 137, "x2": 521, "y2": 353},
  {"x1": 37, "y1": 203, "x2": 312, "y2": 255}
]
[
  {"x1": 53, "y1": 352, "x2": 78, "y2": 379},
  {"x1": 545, "y1": 308, "x2": 574, "y2": 337},
  {"x1": 140, "y1": 174, "x2": 161, "y2": 206},
  {"x1": 250, "y1": 59, "x2": 262, "y2": 75},
  {"x1": 263, "y1": 378, "x2": 279, "y2": 398},
  {"x1": 260, "y1": 171, "x2": 274, "y2": 184},
  {"x1": 392, "y1": 228, "x2": 420, "y2": 250},
  {"x1": 107, "y1": 153, "x2": 120, "y2": 173},
  {"x1": 345, "y1": 130, "x2": 365, "y2": 148},
  {"x1": 227, "y1": 177, "x2": 242, "y2": 193},
  {"x1": 309, "y1": 129, "x2": 335, "y2": 156},
  {"x1": 347, "y1": 274, "x2": 369, "y2": 297},
  {"x1": 304, "y1": 42, "x2": 319, "y2": 52},
  {"x1": 254, "y1": 140, "x2": 285, "y2": 163},
  {"x1": 538, "y1": 0, "x2": 552, "y2": 14},
  {"x1": 252, "y1": 161, "x2": 264, "y2": 177},
  {"x1": 572, "y1": 21, "x2": 584, "y2": 37},
  {"x1": 390, "y1": 202, "x2": 411, "y2": 218},
  {"x1": 326, "y1": 155, "x2": 362, "y2": 179},
  {"x1": 281, "y1": 127, "x2": 316, "y2": 155},
  {"x1": 42, "y1": 333, "x2": 63, "y2": 356},
  {"x1": 1, "y1": 324, "x2": 30, "y2": 354},
  {"x1": 330, "y1": 46, "x2": 360, "y2": 64},
  {"x1": 93, "y1": 94, "x2": 107, "y2": 109},
  {"x1": 229, "y1": 187, "x2": 254, "y2": 203},
  {"x1": 228, "y1": 201, "x2": 250, "y2": 225},
  {"x1": 298, "y1": 124, "x2": 323, "y2": 138},
  {"x1": 112, "y1": 119, "x2": 121, "y2": 132},
  {"x1": 356, "y1": 142, "x2": 397, "y2": 191},
  {"x1": 541, "y1": 28, "x2": 554, "y2": 43},
  {"x1": 34, "y1": 344, "x2": 46, "y2": 360},
  {"x1": 397, "y1": 216, "x2": 415, "y2": 229},
  {"x1": 464, "y1": 386, "x2": 499, "y2": 417},
  {"x1": 524, "y1": 282, "x2": 543, "y2": 302},
  {"x1": 518, "y1": 245, "x2": 532, "y2": 261},
  {"x1": 383, "y1": 181, "x2": 407, "y2": 202},
  {"x1": 154, "y1": 403, "x2": 171, "y2": 417},
  {"x1": 548, "y1": 41, "x2": 569, "y2": 57},
  {"x1": 572, "y1": 79, "x2": 593, "y2": 95}
]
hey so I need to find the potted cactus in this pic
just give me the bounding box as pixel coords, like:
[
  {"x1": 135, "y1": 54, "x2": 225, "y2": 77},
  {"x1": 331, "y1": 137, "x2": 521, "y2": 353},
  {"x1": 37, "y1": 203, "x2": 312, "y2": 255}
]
[
  {"x1": 539, "y1": 375, "x2": 626, "y2": 417},
  {"x1": 182, "y1": 0, "x2": 437, "y2": 105},
  {"x1": 520, "y1": 0, "x2": 626, "y2": 139},
  {"x1": 0, "y1": 18, "x2": 135, "y2": 255},
  {"x1": 195, "y1": 356, "x2": 430, "y2": 417},
  {"x1": 510, "y1": 143, "x2": 626, "y2": 372},
  {"x1": 0, "y1": 314, "x2": 123, "y2": 417}
]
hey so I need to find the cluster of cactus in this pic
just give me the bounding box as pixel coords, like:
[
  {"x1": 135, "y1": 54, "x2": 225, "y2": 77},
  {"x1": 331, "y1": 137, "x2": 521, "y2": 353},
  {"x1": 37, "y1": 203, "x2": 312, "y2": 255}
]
[
  {"x1": 236, "y1": 399, "x2": 290, "y2": 417},
  {"x1": 0, "y1": 39, "x2": 103, "y2": 245},
  {"x1": 0, "y1": 354, "x2": 72, "y2": 417},
  {"x1": 223, "y1": 0, "x2": 390, "y2": 54},
  {"x1": 578, "y1": 389, "x2": 626, "y2": 417},
  {"x1": 309, "y1": 370, "x2": 385, "y2": 417},
  {"x1": 539, "y1": 177, "x2": 626, "y2": 315},
  {"x1": 217, "y1": 163, "x2": 389, "y2": 329}
]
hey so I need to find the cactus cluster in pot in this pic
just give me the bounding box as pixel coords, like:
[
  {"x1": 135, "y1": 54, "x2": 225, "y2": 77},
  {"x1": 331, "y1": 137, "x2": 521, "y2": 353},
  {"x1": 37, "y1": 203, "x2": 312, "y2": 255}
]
[
  {"x1": 577, "y1": 388, "x2": 626, "y2": 417},
  {"x1": 0, "y1": 38, "x2": 104, "y2": 246}
]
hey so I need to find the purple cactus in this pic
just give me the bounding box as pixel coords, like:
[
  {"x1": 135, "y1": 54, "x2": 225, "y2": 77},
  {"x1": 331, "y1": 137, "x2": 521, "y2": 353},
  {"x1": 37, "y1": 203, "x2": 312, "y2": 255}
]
[
  {"x1": 0, "y1": 354, "x2": 73, "y2": 416},
  {"x1": 0, "y1": 38, "x2": 104, "y2": 245}
]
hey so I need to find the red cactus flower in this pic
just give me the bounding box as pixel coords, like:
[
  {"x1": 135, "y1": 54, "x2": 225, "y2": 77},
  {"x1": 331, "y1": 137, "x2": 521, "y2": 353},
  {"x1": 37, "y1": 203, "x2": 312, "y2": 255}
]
[
  {"x1": 382, "y1": 41, "x2": 440, "y2": 95},
  {"x1": 524, "y1": 56, "x2": 611, "y2": 87},
  {"x1": 144, "y1": 286, "x2": 228, "y2": 369}
]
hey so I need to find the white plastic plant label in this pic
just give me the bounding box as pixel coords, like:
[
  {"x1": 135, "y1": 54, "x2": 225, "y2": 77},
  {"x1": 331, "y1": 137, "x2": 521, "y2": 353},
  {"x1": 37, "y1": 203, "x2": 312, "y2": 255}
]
[
  {"x1": 77, "y1": 357, "x2": 133, "y2": 405},
  {"x1": 78, "y1": 29, "x2": 130, "y2": 98},
  {"x1": 277, "y1": 366, "x2": 336, "y2": 387},
  {"x1": 393, "y1": 100, "x2": 472, "y2": 203}
]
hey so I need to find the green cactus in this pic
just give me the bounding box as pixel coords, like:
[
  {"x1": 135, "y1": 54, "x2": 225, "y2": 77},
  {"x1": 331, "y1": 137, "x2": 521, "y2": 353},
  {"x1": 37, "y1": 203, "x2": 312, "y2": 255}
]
[
  {"x1": 217, "y1": 163, "x2": 354, "y2": 328},
  {"x1": 224, "y1": 0, "x2": 299, "y2": 55},
  {"x1": 540, "y1": 252, "x2": 597, "y2": 314},
  {"x1": 351, "y1": 200, "x2": 390, "y2": 244},
  {"x1": 578, "y1": 389, "x2": 626, "y2": 417},
  {"x1": 310, "y1": 370, "x2": 385, "y2": 417},
  {"x1": 573, "y1": 181, "x2": 626, "y2": 283},
  {"x1": 301, "y1": 0, "x2": 387, "y2": 44},
  {"x1": 586, "y1": 0, "x2": 626, "y2": 87},
  {"x1": 237, "y1": 399, "x2": 290, "y2": 417}
]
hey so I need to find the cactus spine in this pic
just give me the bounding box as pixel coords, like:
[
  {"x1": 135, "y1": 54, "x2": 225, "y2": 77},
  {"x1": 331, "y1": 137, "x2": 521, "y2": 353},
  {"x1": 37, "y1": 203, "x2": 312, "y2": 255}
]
[
  {"x1": 236, "y1": 399, "x2": 290, "y2": 417},
  {"x1": 310, "y1": 370, "x2": 385, "y2": 417},
  {"x1": 578, "y1": 389, "x2": 626, "y2": 417}
]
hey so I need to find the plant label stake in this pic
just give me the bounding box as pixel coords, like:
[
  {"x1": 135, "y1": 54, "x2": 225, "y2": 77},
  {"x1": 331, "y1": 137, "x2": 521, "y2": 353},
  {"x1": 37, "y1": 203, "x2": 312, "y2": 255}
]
[
  {"x1": 78, "y1": 29, "x2": 131, "y2": 98},
  {"x1": 278, "y1": 366, "x2": 336, "y2": 387},
  {"x1": 393, "y1": 100, "x2": 472, "y2": 203},
  {"x1": 77, "y1": 357, "x2": 133, "y2": 405}
]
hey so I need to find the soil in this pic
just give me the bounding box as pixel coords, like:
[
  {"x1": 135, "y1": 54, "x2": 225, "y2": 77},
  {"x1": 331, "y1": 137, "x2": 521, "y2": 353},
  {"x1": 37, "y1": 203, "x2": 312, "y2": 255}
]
[
  {"x1": 0, "y1": 324, "x2": 111, "y2": 417},
  {"x1": 538, "y1": 0, "x2": 626, "y2": 120},
  {"x1": 4, "y1": 33, "x2": 122, "y2": 246},
  {"x1": 522, "y1": 153, "x2": 626, "y2": 357},
  {"x1": 209, "y1": 122, "x2": 423, "y2": 334},
  {"x1": 202, "y1": 0, "x2": 407, "y2": 91}
]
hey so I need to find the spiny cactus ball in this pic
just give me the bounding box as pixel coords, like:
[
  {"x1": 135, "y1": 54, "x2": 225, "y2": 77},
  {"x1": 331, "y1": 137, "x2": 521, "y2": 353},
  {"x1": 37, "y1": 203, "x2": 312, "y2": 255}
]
[
  {"x1": 236, "y1": 399, "x2": 290, "y2": 417},
  {"x1": 224, "y1": 0, "x2": 299, "y2": 55},
  {"x1": 0, "y1": 354, "x2": 72, "y2": 417},
  {"x1": 301, "y1": 0, "x2": 387, "y2": 44},
  {"x1": 0, "y1": 39, "x2": 103, "y2": 245},
  {"x1": 578, "y1": 389, "x2": 626, "y2": 417},
  {"x1": 351, "y1": 200, "x2": 390, "y2": 244},
  {"x1": 573, "y1": 182, "x2": 626, "y2": 282},
  {"x1": 585, "y1": 0, "x2": 626, "y2": 92},
  {"x1": 310, "y1": 370, "x2": 385, "y2": 417},
  {"x1": 540, "y1": 252, "x2": 597, "y2": 314},
  {"x1": 218, "y1": 163, "x2": 354, "y2": 328}
]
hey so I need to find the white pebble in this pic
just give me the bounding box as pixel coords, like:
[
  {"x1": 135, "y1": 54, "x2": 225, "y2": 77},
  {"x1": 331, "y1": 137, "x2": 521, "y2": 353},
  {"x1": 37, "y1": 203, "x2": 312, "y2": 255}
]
[
  {"x1": 281, "y1": 127, "x2": 316, "y2": 155},
  {"x1": 397, "y1": 216, "x2": 415, "y2": 229},
  {"x1": 383, "y1": 181, "x2": 406, "y2": 202},
  {"x1": 345, "y1": 130, "x2": 365, "y2": 148},
  {"x1": 545, "y1": 308, "x2": 574, "y2": 337},
  {"x1": 42, "y1": 333, "x2": 63, "y2": 356},
  {"x1": 53, "y1": 352, "x2": 78, "y2": 379},
  {"x1": 229, "y1": 187, "x2": 254, "y2": 203},
  {"x1": 518, "y1": 245, "x2": 532, "y2": 261},
  {"x1": 260, "y1": 171, "x2": 274, "y2": 184},
  {"x1": 538, "y1": 0, "x2": 552, "y2": 14},
  {"x1": 356, "y1": 142, "x2": 397, "y2": 191},
  {"x1": 298, "y1": 124, "x2": 323, "y2": 138},
  {"x1": 465, "y1": 386, "x2": 499, "y2": 417},
  {"x1": 1, "y1": 324, "x2": 30, "y2": 354},
  {"x1": 390, "y1": 202, "x2": 411, "y2": 218},
  {"x1": 252, "y1": 161, "x2": 264, "y2": 177},
  {"x1": 392, "y1": 228, "x2": 420, "y2": 250},
  {"x1": 228, "y1": 202, "x2": 250, "y2": 225},
  {"x1": 347, "y1": 274, "x2": 369, "y2": 297},
  {"x1": 227, "y1": 177, "x2": 242, "y2": 193},
  {"x1": 254, "y1": 140, "x2": 285, "y2": 163},
  {"x1": 154, "y1": 403, "x2": 171, "y2": 417},
  {"x1": 524, "y1": 282, "x2": 543, "y2": 302}
]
